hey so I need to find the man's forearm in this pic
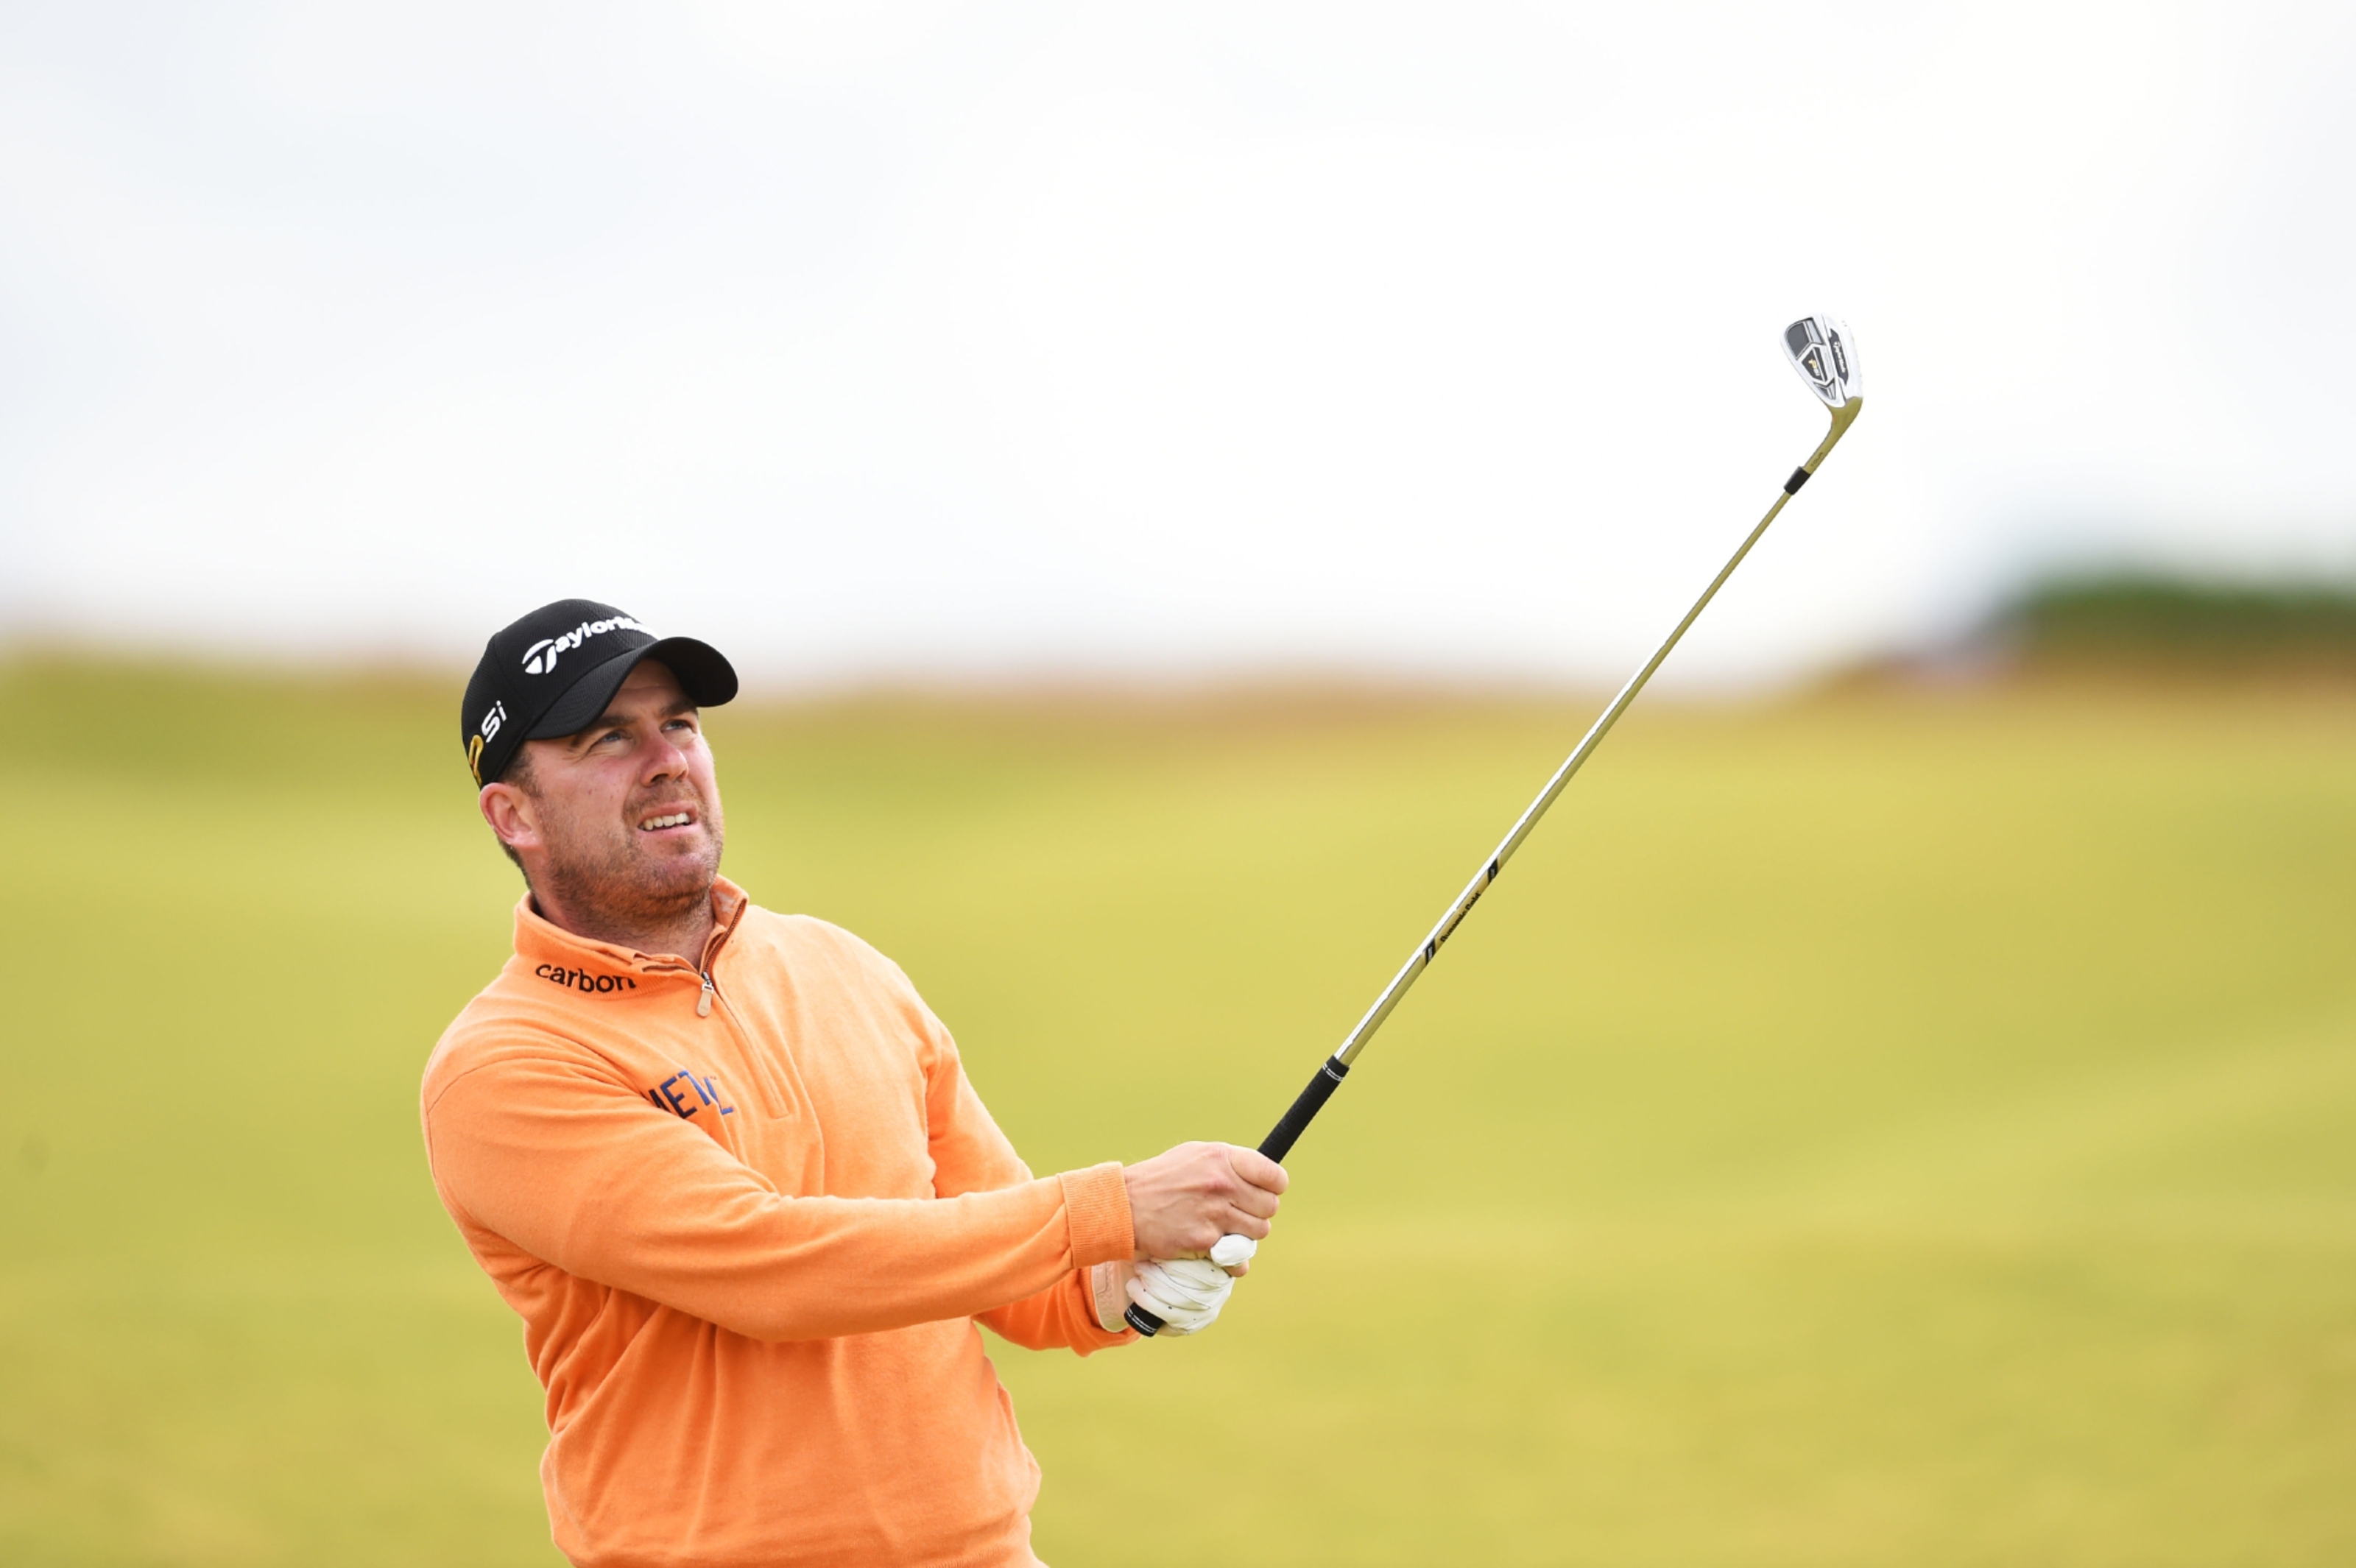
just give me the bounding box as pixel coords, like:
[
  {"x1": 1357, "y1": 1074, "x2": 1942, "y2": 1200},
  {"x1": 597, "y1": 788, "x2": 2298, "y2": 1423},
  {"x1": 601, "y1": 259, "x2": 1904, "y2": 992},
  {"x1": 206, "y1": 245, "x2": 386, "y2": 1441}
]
[
  {"x1": 979, "y1": 1265, "x2": 1138, "y2": 1352},
  {"x1": 430, "y1": 1064, "x2": 1134, "y2": 1341}
]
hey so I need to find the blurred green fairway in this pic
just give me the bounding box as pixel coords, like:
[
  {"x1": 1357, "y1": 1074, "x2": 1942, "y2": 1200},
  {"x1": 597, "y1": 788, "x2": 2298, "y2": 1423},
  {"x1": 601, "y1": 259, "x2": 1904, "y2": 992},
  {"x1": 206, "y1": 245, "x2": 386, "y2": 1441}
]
[{"x1": 4, "y1": 657, "x2": 2355, "y2": 1566}]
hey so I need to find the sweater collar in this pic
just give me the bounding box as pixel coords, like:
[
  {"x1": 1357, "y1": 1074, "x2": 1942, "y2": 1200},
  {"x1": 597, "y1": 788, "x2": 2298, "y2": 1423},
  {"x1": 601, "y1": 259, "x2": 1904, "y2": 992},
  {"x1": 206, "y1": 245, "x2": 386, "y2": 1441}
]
[{"x1": 510, "y1": 875, "x2": 751, "y2": 982}]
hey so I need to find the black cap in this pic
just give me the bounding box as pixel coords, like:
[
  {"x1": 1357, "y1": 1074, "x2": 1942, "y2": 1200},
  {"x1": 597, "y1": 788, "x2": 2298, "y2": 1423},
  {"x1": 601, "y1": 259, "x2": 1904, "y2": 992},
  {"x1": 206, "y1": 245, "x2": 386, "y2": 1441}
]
[{"x1": 461, "y1": 598, "x2": 738, "y2": 787}]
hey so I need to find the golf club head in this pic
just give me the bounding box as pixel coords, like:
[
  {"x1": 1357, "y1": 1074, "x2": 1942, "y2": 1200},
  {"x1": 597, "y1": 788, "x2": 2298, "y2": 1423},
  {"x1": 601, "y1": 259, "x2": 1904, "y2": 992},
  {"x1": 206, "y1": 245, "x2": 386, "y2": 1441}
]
[{"x1": 1782, "y1": 315, "x2": 1861, "y2": 409}]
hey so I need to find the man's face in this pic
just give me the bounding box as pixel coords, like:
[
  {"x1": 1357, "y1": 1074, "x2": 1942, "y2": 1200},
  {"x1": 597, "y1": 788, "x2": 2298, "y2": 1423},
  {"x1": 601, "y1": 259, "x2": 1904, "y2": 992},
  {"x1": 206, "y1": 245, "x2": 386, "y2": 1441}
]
[{"x1": 483, "y1": 661, "x2": 727, "y2": 935}]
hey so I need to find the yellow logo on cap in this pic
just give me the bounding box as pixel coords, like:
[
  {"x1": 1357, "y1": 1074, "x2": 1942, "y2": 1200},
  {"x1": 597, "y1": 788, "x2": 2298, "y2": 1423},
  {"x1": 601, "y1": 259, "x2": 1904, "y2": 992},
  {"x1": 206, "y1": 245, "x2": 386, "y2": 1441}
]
[{"x1": 466, "y1": 700, "x2": 509, "y2": 785}]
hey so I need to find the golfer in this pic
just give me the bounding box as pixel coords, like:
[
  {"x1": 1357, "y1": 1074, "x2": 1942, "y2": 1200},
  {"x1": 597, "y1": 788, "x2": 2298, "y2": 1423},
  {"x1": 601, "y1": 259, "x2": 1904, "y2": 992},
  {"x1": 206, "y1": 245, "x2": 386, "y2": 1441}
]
[{"x1": 422, "y1": 599, "x2": 1286, "y2": 1567}]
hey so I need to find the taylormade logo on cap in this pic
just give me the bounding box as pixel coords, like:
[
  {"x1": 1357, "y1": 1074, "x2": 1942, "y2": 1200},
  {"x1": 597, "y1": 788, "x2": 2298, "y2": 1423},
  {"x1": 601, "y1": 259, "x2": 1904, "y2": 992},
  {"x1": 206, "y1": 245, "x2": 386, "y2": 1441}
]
[
  {"x1": 522, "y1": 615, "x2": 649, "y2": 676},
  {"x1": 462, "y1": 597, "x2": 737, "y2": 791}
]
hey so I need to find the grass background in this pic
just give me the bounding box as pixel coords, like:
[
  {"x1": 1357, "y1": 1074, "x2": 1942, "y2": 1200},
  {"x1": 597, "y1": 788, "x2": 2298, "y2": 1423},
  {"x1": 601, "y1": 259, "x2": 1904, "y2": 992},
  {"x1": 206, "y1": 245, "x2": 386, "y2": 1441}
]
[{"x1": 3, "y1": 656, "x2": 2353, "y2": 1564}]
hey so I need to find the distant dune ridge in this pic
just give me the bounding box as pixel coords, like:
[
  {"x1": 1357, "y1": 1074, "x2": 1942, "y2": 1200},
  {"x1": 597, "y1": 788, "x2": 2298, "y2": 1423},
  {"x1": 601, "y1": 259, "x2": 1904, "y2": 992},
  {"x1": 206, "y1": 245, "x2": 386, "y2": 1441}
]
[
  {"x1": 1982, "y1": 572, "x2": 2356, "y2": 674},
  {"x1": 1830, "y1": 572, "x2": 2356, "y2": 689}
]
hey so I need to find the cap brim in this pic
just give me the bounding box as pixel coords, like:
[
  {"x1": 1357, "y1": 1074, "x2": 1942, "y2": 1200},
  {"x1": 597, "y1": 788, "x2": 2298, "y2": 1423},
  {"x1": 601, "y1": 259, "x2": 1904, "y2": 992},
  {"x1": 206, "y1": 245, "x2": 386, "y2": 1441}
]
[{"x1": 525, "y1": 636, "x2": 740, "y2": 741}]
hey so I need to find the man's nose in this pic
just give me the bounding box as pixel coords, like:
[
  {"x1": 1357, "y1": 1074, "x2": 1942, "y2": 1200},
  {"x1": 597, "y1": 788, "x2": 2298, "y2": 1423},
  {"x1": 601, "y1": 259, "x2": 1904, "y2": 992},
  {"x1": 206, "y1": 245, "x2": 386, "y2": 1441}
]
[{"x1": 642, "y1": 731, "x2": 692, "y2": 780}]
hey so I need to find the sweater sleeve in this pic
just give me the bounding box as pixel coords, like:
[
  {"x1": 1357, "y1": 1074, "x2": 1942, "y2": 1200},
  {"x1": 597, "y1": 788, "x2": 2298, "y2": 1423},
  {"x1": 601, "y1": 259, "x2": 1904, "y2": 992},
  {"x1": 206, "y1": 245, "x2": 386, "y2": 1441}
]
[
  {"x1": 909, "y1": 992, "x2": 1137, "y2": 1354},
  {"x1": 978, "y1": 1268, "x2": 1135, "y2": 1353},
  {"x1": 423, "y1": 1039, "x2": 1132, "y2": 1343}
]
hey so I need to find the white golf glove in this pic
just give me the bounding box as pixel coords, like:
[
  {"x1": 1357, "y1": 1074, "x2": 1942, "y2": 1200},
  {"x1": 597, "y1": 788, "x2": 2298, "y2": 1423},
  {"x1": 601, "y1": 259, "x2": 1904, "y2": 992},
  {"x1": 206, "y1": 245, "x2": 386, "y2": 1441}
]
[
  {"x1": 1091, "y1": 1235, "x2": 1259, "y2": 1336},
  {"x1": 1128, "y1": 1258, "x2": 1232, "y2": 1335}
]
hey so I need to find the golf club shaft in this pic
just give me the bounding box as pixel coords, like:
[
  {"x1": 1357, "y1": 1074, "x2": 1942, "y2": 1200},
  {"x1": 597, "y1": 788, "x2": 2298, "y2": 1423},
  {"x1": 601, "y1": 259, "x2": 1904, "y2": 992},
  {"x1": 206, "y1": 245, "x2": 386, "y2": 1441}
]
[
  {"x1": 1314, "y1": 399, "x2": 1858, "y2": 1089},
  {"x1": 1125, "y1": 400, "x2": 1860, "y2": 1337}
]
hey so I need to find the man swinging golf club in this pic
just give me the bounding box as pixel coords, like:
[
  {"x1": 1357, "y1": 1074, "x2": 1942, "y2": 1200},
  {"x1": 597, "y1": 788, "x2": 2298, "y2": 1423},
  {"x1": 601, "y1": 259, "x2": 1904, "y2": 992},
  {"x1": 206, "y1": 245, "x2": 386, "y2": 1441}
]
[{"x1": 421, "y1": 599, "x2": 1284, "y2": 1567}]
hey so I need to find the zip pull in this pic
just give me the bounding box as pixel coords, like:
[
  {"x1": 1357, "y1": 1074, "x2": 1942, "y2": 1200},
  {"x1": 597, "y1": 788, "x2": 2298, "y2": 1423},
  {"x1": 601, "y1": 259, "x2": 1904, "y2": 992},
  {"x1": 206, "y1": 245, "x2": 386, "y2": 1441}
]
[{"x1": 696, "y1": 972, "x2": 715, "y2": 1018}]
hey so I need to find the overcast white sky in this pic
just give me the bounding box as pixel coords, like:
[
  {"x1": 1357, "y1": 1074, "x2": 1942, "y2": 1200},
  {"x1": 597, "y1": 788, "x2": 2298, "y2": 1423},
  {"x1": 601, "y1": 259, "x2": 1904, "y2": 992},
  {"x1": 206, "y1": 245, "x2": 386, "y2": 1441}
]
[{"x1": 2, "y1": 2, "x2": 2352, "y2": 688}]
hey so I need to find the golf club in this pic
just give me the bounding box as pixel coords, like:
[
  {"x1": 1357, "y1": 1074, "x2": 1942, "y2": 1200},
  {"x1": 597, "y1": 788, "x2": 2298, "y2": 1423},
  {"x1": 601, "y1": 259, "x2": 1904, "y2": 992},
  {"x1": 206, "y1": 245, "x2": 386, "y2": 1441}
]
[{"x1": 1127, "y1": 315, "x2": 1865, "y2": 1335}]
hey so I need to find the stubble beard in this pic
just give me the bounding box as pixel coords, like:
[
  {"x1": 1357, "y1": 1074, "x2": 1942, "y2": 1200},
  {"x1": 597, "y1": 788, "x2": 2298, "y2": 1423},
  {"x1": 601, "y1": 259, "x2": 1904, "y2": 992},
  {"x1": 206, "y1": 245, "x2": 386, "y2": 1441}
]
[{"x1": 535, "y1": 788, "x2": 727, "y2": 949}]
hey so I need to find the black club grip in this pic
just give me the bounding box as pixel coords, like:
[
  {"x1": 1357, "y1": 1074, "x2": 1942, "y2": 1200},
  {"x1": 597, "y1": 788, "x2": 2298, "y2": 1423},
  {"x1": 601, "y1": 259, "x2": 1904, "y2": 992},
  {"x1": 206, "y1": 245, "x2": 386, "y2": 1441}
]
[
  {"x1": 1258, "y1": 1055, "x2": 1350, "y2": 1161},
  {"x1": 1125, "y1": 1056, "x2": 1352, "y2": 1336}
]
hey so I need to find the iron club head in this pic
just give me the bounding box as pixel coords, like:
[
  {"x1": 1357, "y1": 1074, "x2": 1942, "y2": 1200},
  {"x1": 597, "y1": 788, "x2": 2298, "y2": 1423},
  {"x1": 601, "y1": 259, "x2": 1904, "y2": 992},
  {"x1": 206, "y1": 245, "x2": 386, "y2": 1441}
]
[{"x1": 1782, "y1": 315, "x2": 1861, "y2": 409}]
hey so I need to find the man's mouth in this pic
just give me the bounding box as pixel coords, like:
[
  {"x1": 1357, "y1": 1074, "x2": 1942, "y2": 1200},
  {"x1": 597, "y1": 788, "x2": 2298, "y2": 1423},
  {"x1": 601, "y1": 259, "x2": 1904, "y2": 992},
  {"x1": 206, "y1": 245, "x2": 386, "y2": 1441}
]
[{"x1": 638, "y1": 810, "x2": 696, "y2": 833}]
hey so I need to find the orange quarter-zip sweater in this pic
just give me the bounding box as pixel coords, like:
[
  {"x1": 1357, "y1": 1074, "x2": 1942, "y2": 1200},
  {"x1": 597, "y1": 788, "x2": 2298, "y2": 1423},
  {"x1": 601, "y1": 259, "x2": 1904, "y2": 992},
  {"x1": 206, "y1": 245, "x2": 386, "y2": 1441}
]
[{"x1": 420, "y1": 879, "x2": 1137, "y2": 1567}]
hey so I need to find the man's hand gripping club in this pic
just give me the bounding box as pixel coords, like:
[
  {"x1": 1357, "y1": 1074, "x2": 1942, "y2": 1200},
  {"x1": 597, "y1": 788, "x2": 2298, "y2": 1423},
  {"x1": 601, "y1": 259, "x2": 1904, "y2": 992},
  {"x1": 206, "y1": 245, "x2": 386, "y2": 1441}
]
[{"x1": 1092, "y1": 1143, "x2": 1287, "y2": 1335}]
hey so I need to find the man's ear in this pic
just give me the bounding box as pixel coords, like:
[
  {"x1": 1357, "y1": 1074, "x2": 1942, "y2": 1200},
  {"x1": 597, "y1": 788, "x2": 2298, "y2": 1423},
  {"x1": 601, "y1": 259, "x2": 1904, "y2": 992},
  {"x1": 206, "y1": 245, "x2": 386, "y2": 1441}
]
[{"x1": 480, "y1": 779, "x2": 542, "y2": 857}]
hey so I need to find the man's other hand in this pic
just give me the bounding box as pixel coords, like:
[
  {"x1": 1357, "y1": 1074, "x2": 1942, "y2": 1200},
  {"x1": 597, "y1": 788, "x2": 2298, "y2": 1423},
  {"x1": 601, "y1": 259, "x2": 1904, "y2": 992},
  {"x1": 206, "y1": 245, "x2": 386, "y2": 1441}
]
[
  {"x1": 1126, "y1": 1258, "x2": 1232, "y2": 1335},
  {"x1": 1121, "y1": 1142, "x2": 1286, "y2": 1268}
]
